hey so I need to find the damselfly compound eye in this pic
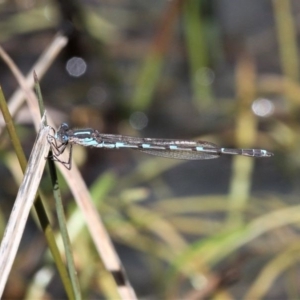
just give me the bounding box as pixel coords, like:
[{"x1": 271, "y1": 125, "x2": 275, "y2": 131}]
[
  {"x1": 60, "y1": 123, "x2": 69, "y2": 131},
  {"x1": 62, "y1": 135, "x2": 68, "y2": 143}
]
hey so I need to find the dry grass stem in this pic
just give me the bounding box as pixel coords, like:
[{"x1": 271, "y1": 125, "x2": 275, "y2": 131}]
[{"x1": 0, "y1": 124, "x2": 50, "y2": 296}]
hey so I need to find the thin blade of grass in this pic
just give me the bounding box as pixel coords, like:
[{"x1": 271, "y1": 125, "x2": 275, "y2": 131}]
[
  {"x1": 183, "y1": 0, "x2": 214, "y2": 109},
  {"x1": 226, "y1": 55, "x2": 257, "y2": 227},
  {"x1": 35, "y1": 74, "x2": 81, "y2": 300},
  {"x1": 244, "y1": 242, "x2": 300, "y2": 300},
  {"x1": 0, "y1": 125, "x2": 50, "y2": 296},
  {"x1": 273, "y1": 0, "x2": 299, "y2": 81}
]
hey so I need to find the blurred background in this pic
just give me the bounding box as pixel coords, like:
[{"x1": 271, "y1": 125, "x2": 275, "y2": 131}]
[{"x1": 0, "y1": 0, "x2": 298, "y2": 299}]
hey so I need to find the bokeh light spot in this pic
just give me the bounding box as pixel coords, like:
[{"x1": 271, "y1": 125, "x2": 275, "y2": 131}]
[
  {"x1": 252, "y1": 98, "x2": 274, "y2": 117},
  {"x1": 66, "y1": 57, "x2": 87, "y2": 77},
  {"x1": 129, "y1": 111, "x2": 148, "y2": 130}
]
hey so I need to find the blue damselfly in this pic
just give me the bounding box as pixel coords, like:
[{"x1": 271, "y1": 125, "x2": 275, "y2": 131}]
[{"x1": 47, "y1": 123, "x2": 273, "y2": 170}]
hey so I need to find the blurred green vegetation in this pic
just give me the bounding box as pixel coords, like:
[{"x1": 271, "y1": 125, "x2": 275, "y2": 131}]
[{"x1": 0, "y1": 0, "x2": 299, "y2": 299}]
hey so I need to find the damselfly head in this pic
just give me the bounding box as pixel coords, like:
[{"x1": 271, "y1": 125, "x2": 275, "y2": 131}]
[
  {"x1": 55, "y1": 123, "x2": 70, "y2": 143},
  {"x1": 59, "y1": 123, "x2": 69, "y2": 132}
]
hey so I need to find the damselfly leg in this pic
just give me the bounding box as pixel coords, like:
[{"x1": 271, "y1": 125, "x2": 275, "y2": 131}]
[
  {"x1": 49, "y1": 144, "x2": 73, "y2": 170},
  {"x1": 46, "y1": 126, "x2": 73, "y2": 170}
]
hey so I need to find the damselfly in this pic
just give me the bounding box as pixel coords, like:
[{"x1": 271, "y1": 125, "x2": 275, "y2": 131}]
[{"x1": 47, "y1": 123, "x2": 273, "y2": 170}]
